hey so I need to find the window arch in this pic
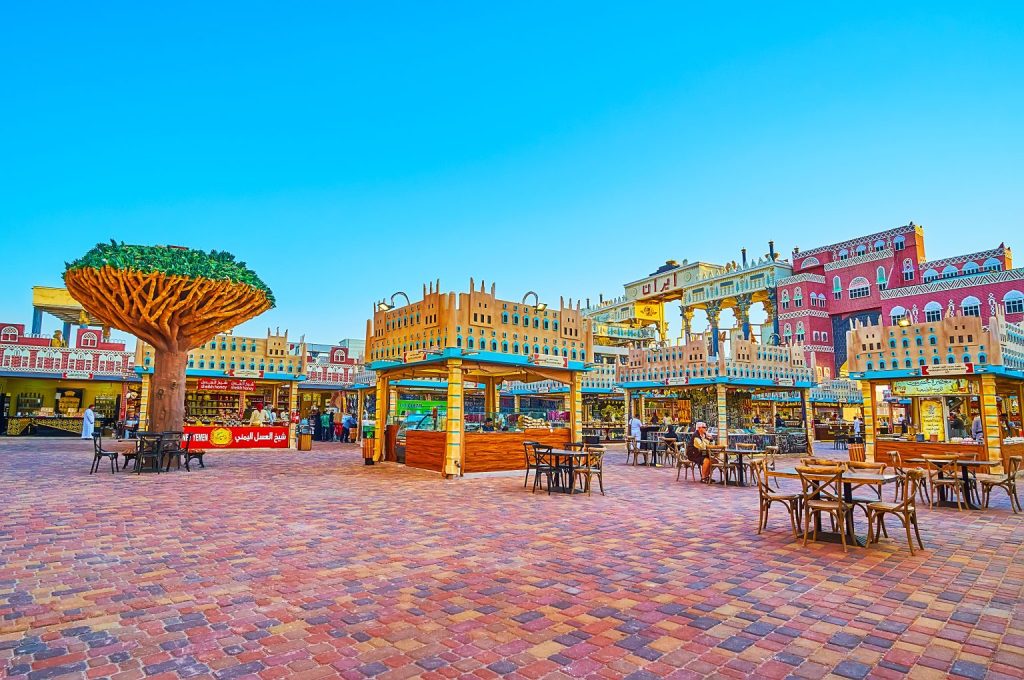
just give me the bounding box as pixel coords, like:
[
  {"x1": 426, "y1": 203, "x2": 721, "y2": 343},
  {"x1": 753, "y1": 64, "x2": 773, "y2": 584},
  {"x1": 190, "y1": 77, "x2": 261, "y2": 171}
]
[
  {"x1": 856, "y1": 244, "x2": 867, "y2": 256},
  {"x1": 962, "y1": 261, "x2": 980, "y2": 275},
  {"x1": 848, "y1": 276, "x2": 871, "y2": 299},
  {"x1": 923, "y1": 268, "x2": 939, "y2": 282},
  {"x1": 924, "y1": 301, "x2": 943, "y2": 323},
  {"x1": 781, "y1": 290, "x2": 790, "y2": 309},
  {"x1": 838, "y1": 248, "x2": 849, "y2": 260},
  {"x1": 942, "y1": 265, "x2": 959, "y2": 279},
  {"x1": 795, "y1": 322, "x2": 805, "y2": 343},
  {"x1": 983, "y1": 257, "x2": 1002, "y2": 272},
  {"x1": 890, "y1": 305, "x2": 908, "y2": 325},
  {"x1": 876, "y1": 266, "x2": 887, "y2": 285},
  {"x1": 0, "y1": 326, "x2": 18, "y2": 343},
  {"x1": 783, "y1": 324, "x2": 793, "y2": 343},
  {"x1": 833, "y1": 276, "x2": 842, "y2": 299},
  {"x1": 894, "y1": 235, "x2": 906, "y2": 251},
  {"x1": 874, "y1": 239, "x2": 885, "y2": 252},
  {"x1": 1004, "y1": 290, "x2": 1024, "y2": 315},
  {"x1": 793, "y1": 287, "x2": 803, "y2": 308},
  {"x1": 961, "y1": 296, "x2": 981, "y2": 317},
  {"x1": 79, "y1": 332, "x2": 98, "y2": 348},
  {"x1": 801, "y1": 256, "x2": 820, "y2": 269}
]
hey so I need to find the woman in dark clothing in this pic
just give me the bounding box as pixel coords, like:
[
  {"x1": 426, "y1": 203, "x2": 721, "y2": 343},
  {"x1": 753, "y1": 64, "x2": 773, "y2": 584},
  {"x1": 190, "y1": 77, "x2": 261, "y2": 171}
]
[
  {"x1": 311, "y1": 408, "x2": 322, "y2": 442},
  {"x1": 686, "y1": 422, "x2": 714, "y2": 482}
]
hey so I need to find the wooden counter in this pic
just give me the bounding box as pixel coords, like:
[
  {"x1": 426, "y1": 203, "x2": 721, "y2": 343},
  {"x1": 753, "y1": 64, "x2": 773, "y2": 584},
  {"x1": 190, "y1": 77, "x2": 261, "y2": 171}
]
[
  {"x1": 873, "y1": 439, "x2": 987, "y2": 465},
  {"x1": 999, "y1": 441, "x2": 1024, "y2": 469},
  {"x1": 404, "y1": 428, "x2": 572, "y2": 474},
  {"x1": 463, "y1": 429, "x2": 571, "y2": 473}
]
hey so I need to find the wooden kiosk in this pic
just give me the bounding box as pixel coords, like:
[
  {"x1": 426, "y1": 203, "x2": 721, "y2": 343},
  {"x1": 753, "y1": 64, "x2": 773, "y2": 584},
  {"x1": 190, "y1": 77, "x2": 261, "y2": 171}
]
[
  {"x1": 848, "y1": 313, "x2": 1024, "y2": 470},
  {"x1": 366, "y1": 280, "x2": 594, "y2": 477}
]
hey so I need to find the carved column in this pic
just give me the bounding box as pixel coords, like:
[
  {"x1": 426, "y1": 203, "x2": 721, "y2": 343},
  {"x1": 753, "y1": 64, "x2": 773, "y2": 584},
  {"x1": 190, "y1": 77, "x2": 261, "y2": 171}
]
[
  {"x1": 705, "y1": 302, "x2": 722, "y2": 357},
  {"x1": 734, "y1": 294, "x2": 753, "y2": 339},
  {"x1": 679, "y1": 307, "x2": 694, "y2": 344},
  {"x1": 764, "y1": 290, "x2": 779, "y2": 341}
]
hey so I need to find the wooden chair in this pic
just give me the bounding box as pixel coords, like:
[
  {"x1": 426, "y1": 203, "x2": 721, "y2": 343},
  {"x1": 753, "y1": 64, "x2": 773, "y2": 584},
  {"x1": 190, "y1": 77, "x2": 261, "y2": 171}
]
[
  {"x1": 708, "y1": 447, "x2": 737, "y2": 485},
  {"x1": 625, "y1": 437, "x2": 639, "y2": 465},
  {"x1": 867, "y1": 469, "x2": 926, "y2": 555},
  {"x1": 574, "y1": 447, "x2": 605, "y2": 496},
  {"x1": 675, "y1": 440, "x2": 696, "y2": 481},
  {"x1": 530, "y1": 444, "x2": 556, "y2": 494},
  {"x1": 889, "y1": 451, "x2": 929, "y2": 504},
  {"x1": 796, "y1": 467, "x2": 852, "y2": 552},
  {"x1": 160, "y1": 432, "x2": 186, "y2": 471},
  {"x1": 661, "y1": 439, "x2": 679, "y2": 468},
  {"x1": 752, "y1": 460, "x2": 800, "y2": 537},
  {"x1": 923, "y1": 454, "x2": 965, "y2": 510},
  {"x1": 522, "y1": 440, "x2": 541, "y2": 488},
  {"x1": 800, "y1": 456, "x2": 837, "y2": 467},
  {"x1": 846, "y1": 460, "x2": 887, "y2": 500},
  {"x1": 979, "y1": 455, "x2": 1022, "y2": 513},
  {"x1": 90, "y1": 433, "x2": 119, "y2": 474}
]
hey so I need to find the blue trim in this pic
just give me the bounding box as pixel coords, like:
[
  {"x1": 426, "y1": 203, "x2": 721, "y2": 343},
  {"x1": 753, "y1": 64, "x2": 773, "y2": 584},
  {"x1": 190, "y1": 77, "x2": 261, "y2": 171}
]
[
  {"x1": 617, "y1": 378, "x2": 815, "y2": 389},
  {"x1": 134, "y1": 367, "x2": 306, "y2": 381},
  {"x1": 368, "y1": 348, "x2": 588, "y2": 372},
  {"x1": 0, "y1": 371, "x2": 141, "y2": 382},
  {"x1": 850, "y1": 364, "x2": 1024, "y2": 381}
]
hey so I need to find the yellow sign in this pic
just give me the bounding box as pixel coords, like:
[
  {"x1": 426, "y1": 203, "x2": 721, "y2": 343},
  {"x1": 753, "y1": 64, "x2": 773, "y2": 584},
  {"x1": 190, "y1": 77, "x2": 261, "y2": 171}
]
[
  {"x1": 893, "y1": 378, "x2": 970, "y2": 397},
  {"x1": 919, "y1": 398, "x2": 945, "y2": 442}
]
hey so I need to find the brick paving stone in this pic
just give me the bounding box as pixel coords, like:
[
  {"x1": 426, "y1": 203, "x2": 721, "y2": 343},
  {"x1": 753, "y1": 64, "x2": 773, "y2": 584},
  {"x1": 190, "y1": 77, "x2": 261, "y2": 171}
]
[{"x1": 0, "y1": 441, "x2": 1021, "y2": 679}]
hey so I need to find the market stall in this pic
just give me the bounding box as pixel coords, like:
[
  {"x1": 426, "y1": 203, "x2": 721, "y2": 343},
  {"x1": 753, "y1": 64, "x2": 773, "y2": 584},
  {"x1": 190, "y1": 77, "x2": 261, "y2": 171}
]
[{"x1": 847, "y1": 313, "x2": 1024, "y2": 469}]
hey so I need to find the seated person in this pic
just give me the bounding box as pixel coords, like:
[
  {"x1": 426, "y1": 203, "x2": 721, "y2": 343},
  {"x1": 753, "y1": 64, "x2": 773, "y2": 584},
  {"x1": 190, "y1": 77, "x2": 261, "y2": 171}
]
[{"x1": 481, "y1": 418, "x2": 496, "y2": 432}]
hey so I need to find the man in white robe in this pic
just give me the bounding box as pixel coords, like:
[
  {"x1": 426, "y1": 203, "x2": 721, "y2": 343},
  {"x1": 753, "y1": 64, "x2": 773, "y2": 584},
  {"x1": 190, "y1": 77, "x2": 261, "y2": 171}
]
[{"x1": 81, "y1": 404, "x2": 96, "y2": 439}]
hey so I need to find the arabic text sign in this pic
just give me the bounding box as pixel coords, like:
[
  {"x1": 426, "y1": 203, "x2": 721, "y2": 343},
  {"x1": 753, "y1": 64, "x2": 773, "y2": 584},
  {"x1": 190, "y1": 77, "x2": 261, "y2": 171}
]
[
  {"x1": 184, "y1": 425, "x2": 290, "y2": 449},
  {"x1": 664, "y1": 376, "x2": 688, "y2": 386},
  {"x1": 197, "y1": 378, "x2": 257, "y2": 392},
  {"x1": 528, "y1": 354, "x2": 569, "y2": 368},
  {"x1": 892, "y1": 378, "x2": 971, "y2": 397},
  {"x1": 920, "y1": 363, "x2": 974, "y2": 376}
]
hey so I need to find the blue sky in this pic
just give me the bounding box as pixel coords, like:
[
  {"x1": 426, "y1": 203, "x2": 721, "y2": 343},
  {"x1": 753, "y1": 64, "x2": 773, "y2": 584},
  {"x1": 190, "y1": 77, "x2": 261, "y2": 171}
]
[{"x1": 2, "y1": 2, "x2": 1022, "y2": 345}]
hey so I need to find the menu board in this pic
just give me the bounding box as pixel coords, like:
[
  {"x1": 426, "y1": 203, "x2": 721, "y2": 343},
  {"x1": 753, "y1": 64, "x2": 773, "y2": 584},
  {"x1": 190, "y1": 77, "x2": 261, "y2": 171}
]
[
  {"x1": 893, "y1": 378, "x2": 971, "y2": 397},
  {"x1": 919, "y1": 398, "x2": 945, "y2": 441}
]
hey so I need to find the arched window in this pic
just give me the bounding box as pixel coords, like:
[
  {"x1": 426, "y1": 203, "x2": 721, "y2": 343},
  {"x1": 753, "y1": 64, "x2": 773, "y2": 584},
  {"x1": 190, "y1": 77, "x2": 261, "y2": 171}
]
[
  {"x1": 512, "y1": 314, "x2": 519, "y2": 325},
  {"x1": 502, "y1": 312, "x2": 508, "y2": 323},
  {"x1": 513, "y1": 343, "x2": 519, "y2": 353},
  {"x1": 924, "y1": 301, "x2": 943, "y2": 322},
  {"x1": 978, "y1": 353, "x2": 987, "y2": 364},
  {"x1": 961, "y1": 296, "x2": 981, "y2": 317},
  {"x1": 1004, "y1": 290, "x2": 1024, "y2": 315},
  {"x1": 80, "y1": 332, "x2": 98, "y2": 348},
  {"x1": 0, "y1": 326, "x2": 18, "y2": 343},
  {"x1": 467, "y1": 337, "x2": 474, "y2": 349},
  {"x1": 783, "y1": 324, "x2": 792, "y2": 343},
  {"x1": 838, "y1": 248, "x2": 849, "y2": 260},
  {"x1": 902, "y1": 259, "x2": 915, "y2": 282},
  {"x1": 890, "y1": 306, "x2": 908, "y2": 325},
  {"x1": 793, "y1": 288, "x2": 803, "y2": 308},
  {"x1": 833, "y1": 276, "x2": 842, "y2": 300},
  {"x1": 877, "y1": 266, "x2": 888, "y2": 290},
  {"x1": 821, "y1": 331, "x2": 828, "y2": 342},
  {"x1": 942, "y1": 265, "x2": 959, "y2": 279},
  {"x1": 923, "y1": 268, "x2": 939, "y2": 282},
  {"x1": 878, "y1": 360, "x2": 886, "y2": 369},
  {"x1": 848, "y1": 277, "x2": 871, "y2": 299},
  {"x1": 801, "y1": 256, "x2": 820, "y2": 269},
  {"x1": 781, "y1": 290, "x2": 790, "y2": 309},
  {"x1": 874, "y1": 240, "x2": 885, "y2": 252},
  {"x1": 894, "y1": 235, "x2": 906, "y2": 251},
  {"x1": 929, "y1": 335, "x2": 937, "y2": 345},
  {"x1": 856, "y1": 244, "x2": 867, "y2": 256},
  {"x1": 796, "y1": 322, "x2": 805, "y2": 342},
  {"x1": 983, "y1": 257, "x2": 1002, "y2": 272},
  {"x1": 502, "y1": 341, "x2": 509, "y2": 353},
  {"x1": 491, "y1": 340, "x2": 497, "y2": 351},
  {"x1": 963, "y1": 261, "x2": 980, "y2": 275}
]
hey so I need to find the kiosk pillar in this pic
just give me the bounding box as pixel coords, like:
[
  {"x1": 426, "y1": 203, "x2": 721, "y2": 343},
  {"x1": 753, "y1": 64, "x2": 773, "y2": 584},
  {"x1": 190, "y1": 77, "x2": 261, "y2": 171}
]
[
  {"x1": 623, "y1": 388, "x2": 632, "y2": 439},
  {"x1": 860, "y1": 381, "x2": 876, "y2": 462},
  {"x1": 356, "y1": 389, "x2": 366, "y2": 443},
  {"x1": 979, "y1": 374, "x2": 1003, "y2": 469},
  {"x1": 373, "y1": 379, "x2": 387, "y2": 461},
  {"x1": 801, "y1": 387, "x2": 814, "y2": 447},
  {"x1": 716, "y1": 383, "x2": 728, "y2": 447},
  {"x1": 444, "y1": 359, "x2": 464, "y2": 478},
  {"x1": 288, "y1": 380, "x2": 299, "y2": 448},
  {"x1": 570, "y1": 371, "x2": 583, "y2": 444}
]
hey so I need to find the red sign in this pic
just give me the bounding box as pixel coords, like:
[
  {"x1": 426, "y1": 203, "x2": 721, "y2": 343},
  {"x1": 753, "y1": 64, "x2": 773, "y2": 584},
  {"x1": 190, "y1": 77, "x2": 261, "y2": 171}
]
[
  {"x1": 184, "y1": 425, "x2": 290, "y2": 449},
  {"x1": 921, "y1": 363, "x2": 974, "y2": 376},
  {"x1": 62, "y1": 371, "x2": 94, "y2": 379},
  {"x1": 196, "y1": 378, "x2": 257, "y2": 392}
]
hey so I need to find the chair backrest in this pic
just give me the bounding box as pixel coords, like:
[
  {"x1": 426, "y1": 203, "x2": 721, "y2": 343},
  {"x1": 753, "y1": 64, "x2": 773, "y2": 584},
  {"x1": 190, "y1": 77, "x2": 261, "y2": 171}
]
[
  {"x1": 584, "y1": 448, "x2": 605, "y2": 469},
  {"x1": 922, "y1": 453, "x2": 957, "y2": 472},
  {"x1": 751, "y1": 459, "x2": 773, "y2": 495},
  {"x1": 736, "y1": 442, "x2": 756, "y2": 450},
  {"x1": 663, "y1": 439, "x2": 679, "y2": 454},
  {"x1": 531, "y1": 443, "x2": 553, "y2": 466},
  {"x1": 92, "y1": 432, "x2": 103, "y2": 453},
  {"x1": 160, "y1": 431, "x2": 183, "y2": 452},
  {"x1": 1005, "y1": 455, "x2": 1022, "y2": 480},
  {"x1": 800, "y1": 457, "x2": 834, "y2": 466},
  {"x1": 888, "y1": 451, "x2": 904, "y2": 473},
  {"x1": 896, "y1": 468, "x2": 927, "y2": 510},
  {"x1": 847, "y1": 460, "x2": 886, "y2": 473},
  {"x1": 523, "y1": 440, "x2": 540, "y2": 465},
  {"x1": 796, "y1": 467, "x2": 844, "y2": 501}
]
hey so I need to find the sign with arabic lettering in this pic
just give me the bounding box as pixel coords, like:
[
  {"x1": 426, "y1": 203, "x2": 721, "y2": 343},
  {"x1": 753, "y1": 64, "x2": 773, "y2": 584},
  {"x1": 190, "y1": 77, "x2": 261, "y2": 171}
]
[
  {"x1": 184, "y1": 425, "x2": 289, "y2": 448},
  {"x1": 196, "y1": 378, "x2": 257, "y2": 392}
]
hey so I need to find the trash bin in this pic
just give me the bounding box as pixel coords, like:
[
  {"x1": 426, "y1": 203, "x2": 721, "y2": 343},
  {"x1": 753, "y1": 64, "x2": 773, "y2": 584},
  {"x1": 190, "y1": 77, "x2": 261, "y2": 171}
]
[
  {"x1": 362, "y1": 437, "x2": 375, "y2": 465},
  {"x1": 298, "y1": 425, "x2": 313, "y2": 451}
]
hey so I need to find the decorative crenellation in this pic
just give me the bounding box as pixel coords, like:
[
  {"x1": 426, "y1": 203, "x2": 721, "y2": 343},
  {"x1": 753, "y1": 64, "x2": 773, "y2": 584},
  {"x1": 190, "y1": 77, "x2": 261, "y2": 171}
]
[
  {"x1": 795, "y1": 223, "x2": 918, "y2": 259},
  {"x1": 777, "y1": 273, "x2": 827, "y2": 286},
  {"x1": 823, "y1": 247, "x2": 894, "y2": 271},
  {"x1": 919, "y1": 245, "x2": 1010, "y2": 272},
  {"x1": 880, "y1": 268, "x2": 1024, "y2": 300}
]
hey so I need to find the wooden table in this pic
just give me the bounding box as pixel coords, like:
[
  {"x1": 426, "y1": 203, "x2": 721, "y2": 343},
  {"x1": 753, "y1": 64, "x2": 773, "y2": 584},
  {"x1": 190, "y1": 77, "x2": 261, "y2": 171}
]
[
  {"x1": 906, "y1": 457, "x2": 1000, "y2": 509},
  {"x1": 639, "y1": 439, "x2": 666, "y2": 466},
  {"x1": 722, "y1": 448, "x2": 761, "y2": 487},
  {"x1": 770, "y1": 468, "x2": 899, "y2": 547},
  {"x1": 546, "y1": 449, "x2": 591, "y2": 494}
]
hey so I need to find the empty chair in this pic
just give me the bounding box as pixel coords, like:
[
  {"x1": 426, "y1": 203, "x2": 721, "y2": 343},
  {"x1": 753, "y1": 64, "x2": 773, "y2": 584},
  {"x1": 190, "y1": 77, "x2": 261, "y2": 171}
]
[
  {"x1": 522, "y1": 440, "x2": 541, "y2": 488},
  {"x1": 867, "y1": 469, "x2": 926, "y2": 555},
  {"x1": 797, "y1": 467, "x2": 852, "y2": 552},
  {"x1": 979, "y1": 455, "x2": 1022, "y2": 513},
  {"x1": 90, "y1": 433, "x2": 119, "y2": 474},
  {"x1": 923, "y1": 454, "x2": 965, "y2": 510},
  {"x1": 574, "y1": 446, "x2": 605, "y2": 496},
  {"x1": 752, "y1": 459, "x2": 800, "y2": 537},
  {"x1": 531, "y1": 444, "x2": 556, "y2": 494}
]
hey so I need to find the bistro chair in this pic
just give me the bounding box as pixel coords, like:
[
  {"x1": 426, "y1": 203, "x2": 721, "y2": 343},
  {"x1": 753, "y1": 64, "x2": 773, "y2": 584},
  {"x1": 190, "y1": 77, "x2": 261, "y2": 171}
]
[
  {"x1": 574, "y1": 446, "x2": 606, "y2": 496},
  {"x1": 753, "y1": 460, "x2": 800, "y2": 537},
  {"x1": 135, "y1": 434, "x2": 163, "y2": 474},
  {"x1": 708, "y1": 447, "x2": 737, "y2": 485},
  {"x1": 522, "y1": 440, "x2": 541, "y2": 488},
  {"x1": 833, "y1": 432, "x2": 849, "y2": 450},
  {"x1": 183, "y1": 434, "x2": 207, "y2": 469},
  {"x1": 90, "y1": 433, "x2": 119, "y2": 474},
  {"x1": 160, "y1": 432, "x2": 186, "y2": 471},
  {"x1": 923, "y1": 454, "x2": 966, "y2": 510},
  {"x1": 675, "y1": 441, "x2": 696, "y2": 481},
  {"x1": 979, "y1": 455, "x2": 1022, "y2": 513},
  {"x1": 889, "y1": 451, "x2": 929, "y2": 504},
  {"x1": 800, "y1": 456, "x2": 837, "y2": 467},
  {"x1": 866, "y1": 469, "x2": 926, "y2": 555},
  {"x1": 661, "y1": 438, "x2": 679, "y2": 467},
  {"x1": 846, "y1": 461, "x2": 887, "y2": 500},
  {"x1": 797, "y1": 467, "x2": 852, "y2": 552},
  {"x1": 531, "y1": 444, "x2": 556, "y2": 494},
  {"x1": 625, "y1": 437, "x2": 639, "y2": 465}
]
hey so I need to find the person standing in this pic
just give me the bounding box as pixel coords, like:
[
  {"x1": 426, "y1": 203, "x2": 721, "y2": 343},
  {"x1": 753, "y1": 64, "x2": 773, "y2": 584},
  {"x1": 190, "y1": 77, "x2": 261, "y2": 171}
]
[
  {"x1": 311, "y1": 407, "x2": 322, "y2": 441},
  {"x1": 81, "y1": 403, "x2": 96, "y2": 439},
  {"x1": 342, "y1": 412, "x2": 356, "y2": 442},
  {"x1": 852, "y1": 416, "x2": 863, "y2": 443},
  {"x1": 250, "y1": 404, "x2": 264, "y2": 426},
  {"x1": 321, "y1": 409, "x2": 333, "y2": 441},
  {"x1": 972, "y1": 414, "x2": 984, "y2": 440},
  {"x1": 628, "y1": 413, "x2": 642, "y2": 443}
]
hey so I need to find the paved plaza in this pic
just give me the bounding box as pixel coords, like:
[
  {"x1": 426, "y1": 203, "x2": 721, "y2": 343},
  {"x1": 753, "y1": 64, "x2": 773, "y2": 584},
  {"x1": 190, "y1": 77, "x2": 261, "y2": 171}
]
[{"x1": 1, "y1": 439, "x2": 1022, "y2": 680}]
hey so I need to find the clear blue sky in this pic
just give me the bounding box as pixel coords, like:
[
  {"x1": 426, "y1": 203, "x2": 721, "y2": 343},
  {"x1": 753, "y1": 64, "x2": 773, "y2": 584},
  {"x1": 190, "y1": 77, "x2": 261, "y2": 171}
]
[{"x1": 2, "y1": 2, "x2": 1022, "y2": 345}]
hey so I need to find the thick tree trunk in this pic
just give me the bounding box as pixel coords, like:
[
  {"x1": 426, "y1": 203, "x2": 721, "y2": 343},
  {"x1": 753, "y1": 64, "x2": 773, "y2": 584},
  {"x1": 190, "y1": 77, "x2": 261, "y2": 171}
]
[{"x1": 149, "y1": 348, "x2": 189, "y2": 433}]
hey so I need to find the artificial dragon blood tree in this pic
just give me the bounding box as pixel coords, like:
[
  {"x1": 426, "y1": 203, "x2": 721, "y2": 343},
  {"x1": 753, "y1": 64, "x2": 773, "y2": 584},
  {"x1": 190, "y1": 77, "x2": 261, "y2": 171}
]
[{"x1": 64, "y1": 242, "x2": 274, "y2": 432}]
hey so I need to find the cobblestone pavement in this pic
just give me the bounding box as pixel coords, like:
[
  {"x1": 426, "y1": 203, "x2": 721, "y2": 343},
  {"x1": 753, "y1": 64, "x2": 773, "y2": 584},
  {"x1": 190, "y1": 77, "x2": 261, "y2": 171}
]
[{"x1": 1, "y1": 437, "x2": 1022, "y2": 679}]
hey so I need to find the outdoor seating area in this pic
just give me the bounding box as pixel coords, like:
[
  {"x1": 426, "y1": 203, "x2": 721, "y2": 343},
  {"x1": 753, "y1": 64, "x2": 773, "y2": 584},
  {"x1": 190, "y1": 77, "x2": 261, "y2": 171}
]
[
  {"x1": 524, "y1": 441, "x2": 606, "y2": 495},
  {"x1": 92, "y1": 431, "x2": 209, "y2": 474}
]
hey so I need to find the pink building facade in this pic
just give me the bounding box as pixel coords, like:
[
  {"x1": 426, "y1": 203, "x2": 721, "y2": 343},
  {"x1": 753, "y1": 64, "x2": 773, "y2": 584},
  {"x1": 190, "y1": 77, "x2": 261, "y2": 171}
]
[{"x1": 775, "y1": 223, "x2": 1017, "y2": 377}]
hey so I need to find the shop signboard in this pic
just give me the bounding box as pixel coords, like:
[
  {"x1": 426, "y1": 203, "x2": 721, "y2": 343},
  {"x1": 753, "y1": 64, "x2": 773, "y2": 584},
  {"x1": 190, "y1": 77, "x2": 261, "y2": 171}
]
[
  {"x1": 183, "y1": 425, "x2": 289, "y2": 448},
  {"x1": 664, "y1": 376, "x2": 688, "y2": 386},
  {"x1": 62, "y1": 371, "x2": 94, "y2": 379},
  {"x1": 403, "y1": 350, "x2": 427, "y2": 363},
  {"x1": 228, "y1": 369, "x2": 263, "y2": 378},
  {"x1": 918, "y1": 398, "x2": 945, "y2": 442},
  {"x1": 775, "y1": 378, "x2": 795, "y2": 387},
  {"x1": 920, "y1": 363, "x2": 974, "y2": 376},
  {"x1": 197, "y1": 378, "x2": 257, "y2": 392},
  {"x1": 529, "y1": 354, "x2": 569, "y2": 368},
  {"x1": 892, "y1": 378, "x2": 971, "y2": 397}
]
